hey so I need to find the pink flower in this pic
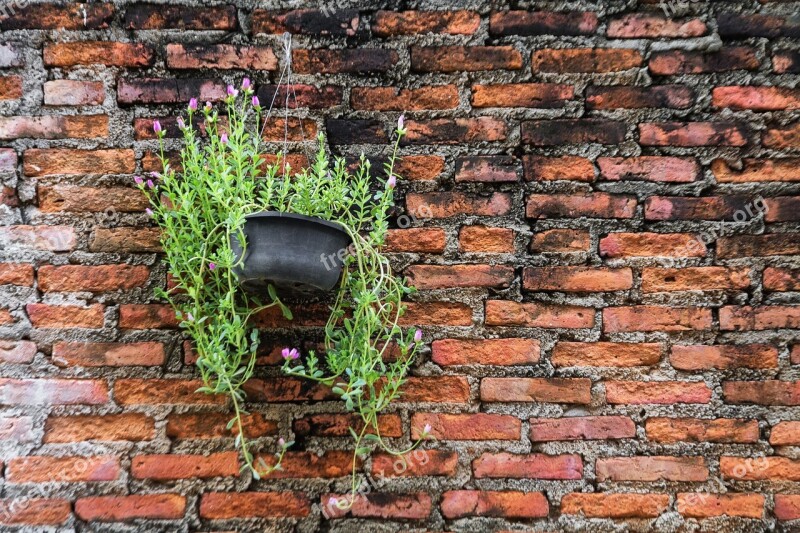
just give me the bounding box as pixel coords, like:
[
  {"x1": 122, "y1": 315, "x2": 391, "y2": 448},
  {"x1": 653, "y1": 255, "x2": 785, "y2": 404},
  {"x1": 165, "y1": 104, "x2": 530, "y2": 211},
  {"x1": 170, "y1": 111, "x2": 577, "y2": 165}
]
[
  {"x1": 281, "y1": 347, "x2": 300, "y2": 360},
  {"x1": 186, "y1": 312, "x2": 194, "y2": 321},
  {"x1": 241, "y1": 78, "x2": 251, "y2": 90},
  {"x1": 176, "y1": 117, "x2": 185, "y2": 129},
  {"x1": 188, "y1": 98, "x2": 198, "y2": 111},
  {"x1": 134, "y1": 176, "x2": 143, "y2": 185},
  {"x1": 278, "y1": 437, "x2": 286, "y2": 447},
  {"x1": 220, "y1": 133, "x2": 228, "y2": 144},
  {"x1": 252, "y1": 95, "x2": 260, "y2": 107},
  {"x1": 414, "y1": 329, "x2": 422, "y2": 342},
  {"x1": 152, "y1": 120, "x2": 162, "y2": 133},
  {"x1": 397, "y1": 114, "x2": 404, "y2": 130},
  {"x1": 423, "y1": 423, "x2": 431, "y2": 434},
  {"x1": 146, "y1": 179, "x2": 154, "y2": 189},
  {"x1": 226, "y1": 84, "x2": 238, "y2": 97},
  {"x1": 208, "y1": 262, "x2": 216, "y2": 271},
  {"x1": 204, "y1": 101, "x2": 212, "y2": 111},
  {"x1": 387, "y1": 175, "x2": 397, "y2": 189},
  {"x1": 145, "y1": 208, "x2": 154, "y2": 217}
]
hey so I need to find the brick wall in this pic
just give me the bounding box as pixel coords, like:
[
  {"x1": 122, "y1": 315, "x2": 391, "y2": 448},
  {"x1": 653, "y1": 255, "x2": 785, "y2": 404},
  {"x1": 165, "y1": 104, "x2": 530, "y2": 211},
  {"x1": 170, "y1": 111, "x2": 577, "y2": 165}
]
[{"x1": 0, "y1": 1, "x2": 799, "y2": 530}]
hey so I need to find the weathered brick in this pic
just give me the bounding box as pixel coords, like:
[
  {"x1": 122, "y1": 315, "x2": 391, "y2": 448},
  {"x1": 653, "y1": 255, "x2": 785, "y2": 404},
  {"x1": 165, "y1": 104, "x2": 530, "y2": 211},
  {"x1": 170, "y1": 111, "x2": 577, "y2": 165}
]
[
  {"x1": 39, "y1": 185, "x2": 148, "y2": 213},
  {"x1": 117, "y1": 78, "x2": 225, "y2": 104},
  {"x1": 119, "y1": 304, "x2": 179, "y2": 329},
  {"x1": 603, "y1": 306, "x2": 712, "y2": 332},
  {"x1": 523, "y1": 266, "x2": 632, "y2": 292},
  {"x1": 0, "y1": 340, "x2": 36, "y2": 363},
  {"x1": 200, "y1": 492, "x2": 310, "y2": 519},
  {"x1": 671, "y1": 344, "x2": 777, "y2": 370},
  {"x1": 552, "y1": 342, "x2": 660, "y2": 367},
  {"x1": 646, "y1": 417, "x2": 759, "y2": 444},
  {"x1": 562, "y1": 493, "x2": 670, "y2": 518},
  {"x1": 90, "y1": 227, "x2": 162, "y2": 253},
  {"x1": 639, "y1": 122, "x2": 748, "y2": 146},
  {"x1": 530, "y1": 229, "x2": 591, "y2": 253},
  {"x1": 459, "y1": 225, "x2": 514, "y2": 253},
  {"x1": 0, "y1": 43, "x2": 22, "y2": 67},
  {"x1": 403, "y1": 118, "x2": 508, "y2": 144},
  {"x1": 43, "y1": 80, "x2": 104, "y2": 106},
  {"x1": 764, "y1": 122, "x2": 800, "y2": 148},
  {"x1": 522, "y1": 119, "x2": 627, "y2": 145},
  {"x1": 167, "y1": 43, "x2": 277, "y2": 70},
  {"x1": 531, "y1": 416, "x2": 635, "y2": 441},
  {"x1": 677, "y1": 493, "x2": 764, "y2": 519},
  {"x1": 532, "y1": 48, "x2": 642, "y2": 72},
  {"x1": 723, "y1": 381, "x2": 800, "y2": 405},
  {"x1": 411, "y1": 413, "x2": 520, "y2": 440},
  {"x1": 44, "y1": 42, "x2": 154, "y2": 67},
  {"x1": 76, "y1": 494, "x2": 186, "y2": 521},
  {"x1": 351, "y1": 85, "x2": 457, "y2": 111},
  {"x1": 774, "y1": 50, "x2": 800, "y2": 73},
  {"x1": 526, "y1": 192, "x2": 636, "y2": 219},
  {"x1": 115, "y1": 378, "x2": 224, "y2": 405},
  {"x1": 0, "y1": 416, "x2": 34, "y2": 441},
  {"x1": 399, "y1": 376, "x2": 470, "y2": 403},
  {"x1": 26, "y1": 304, "x2": 105, "y2": 328},
  {"x1": 649, "y1": 47, "x2": 759, "y2": 74},
  {"x1": 598, "y1": 156, "x2": 699, "y2": 183},
  {"x1": 717, "y1": 12, "x2": 800, "y2": 38},
  {"x1": 524, "y1": 155, "x2": 594, "y2": 182},
  {"x1": 1, "y1": 3, "x2": 113, "y2": 30},
  {"x1": 473, "y1": 452, "x2": 582, "y2": 479},
  {"x1": 293, "y1": 49, "x2": 398, "y2": 74},
  {"x1": 132, "y1": 452, "x2": 238, "y2": 480},
  {"x1": 481, "y1": 377, "x2": 592, "y2": 404},
  {"x1": 7, "y1": 455, "x2": 119, "y2": 482},
  {"x1": 44, "y1": 413, "x2": 155, "y2": 442},
  {"x1": 0, "y1": 76, "x2": 21, "y2": 100},
  {"x1": 293, "y1": 413, "x2": 402, "y2": 438},
  {"x1": 385, "y1": 228, "x2": 445, "y2": 253},
  {"x1": 455, "y1": 155, "x2": 519, "y2": 183},
  {"x1": 441, "y1": 490, "x2": 548, "y2": 519},
  {"x1": 406, "y1": 192, "x2": 511, "y2": 218},
  {"x1": 52, "y1": 341, "x2": 164, "y2": 367},
  {"x1": 764, "y1": 267, "x2": 800, "y2": 291},
  {"x1": 252, "y1": 9, "x2": 358, "y2": 35},
  {"x1": 486, "y1": 300, "x2": 594, "y2": 329},
  {"x1": 257, "y1": 84, "x2": 342, "y2": 110},
  {"x1": 472, "y1": 83, "x2": 573, "y2": 108},
  {"x1": 0, "y1": 115, "x2": 107, "y2": 140},
  {"x1": 124, "y1": 4, "x2": 237, "y2": 30},
  {"x1": 373, "y1": 10, "x2": 479, "y2": 35},
  {"x1": 325, "y1": 119, "x2": 384, "y2": 145},
  {"x1": 771, "y1": 422, "x2": 800, "y2": 445},
  {"x1": 775, "y1": 495, "x2": 800, "y2": 520},
  {"x1": 587, "y1": 85, "x2": 693, "y2": 109},
  {"x1": 0, "y1": 499, "x2": 70, "y2": 525},
  {"x1": 24, "y1": 149, "x2": 135, "y2": 176},
  {"x1": 718, "y1": 234, "x2": 800, "y2": 258},
  {"x1": 257, "y1": 451, "x2": 356, "y2": 479},
  {"x1": 412, "y1": 46, "x2": 522, "y2": 72},
  {"x1": 490, "y1": 10, "x2": 597, "y2": 36},
  {"x1": 0, "y1": 263, "x2": 33, "y2": 287},
  {"x1": 167, "y1": 412, "x2": 277, "y2": 440},
  {"x1": 39, "y1": 265, "x2": 150, "y2": 293},
  {"x1": 597, "y1": 456, "x2": 708, "y2": 482},
  {"x1": 720, "y1": 456, "x2": 800, "y2": 481},
  {"x1": 764, "y1": 196, "x2": 800, "y2": 222},
  {"x1": 642, "y1": 267, "x2": 750, "y2": 292},
  {"x1": 606, "y1": 381, "x2": 712, "y2": 404},
  {"x1": 720, "y1": 306, "x2": 800, "y2": 331},
  {"x1": 322, "y1": 493, "x2": 430, "y2": 520},
  {"x1": 608, "y1": 14, "x2": 706, "y2": 37},
  {"x1": 0, "y1": 379, "x2": 104, "y2": 406},
  {"x1": 406, "y1": 264, "x2": 514, "y2": 289},
  {"x1": 714, "y1": 86, "x2": 800, "y2": 111},
  {"x1": 432, "y1": 338, "x2": 539, "y2": 366},
  {"x1": 372, "y1": 449, "x2": 458, "y2": 478}
]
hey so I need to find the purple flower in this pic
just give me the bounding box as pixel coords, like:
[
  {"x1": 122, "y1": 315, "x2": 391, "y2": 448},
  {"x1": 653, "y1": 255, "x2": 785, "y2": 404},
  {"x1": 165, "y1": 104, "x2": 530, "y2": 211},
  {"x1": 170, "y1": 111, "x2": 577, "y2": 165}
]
[
  {"x1": 188, "y1": 98, "x2": 198, "y2": 111},
  {"x1": 134, "y1": 176, "x2": 143, "y2": 185},
  {"x1": 208, "y1": 262, "x2": 216, "y2": 271},
  {"x1": 226, "y1": 84, "x2": 238, "y2": 97},
  {"x1": 205, "y1": 101, "x2": 212, "y2": 111},
  {"x1": 145, "y1": 208, "x2": 154, "y2": 217},
  {"x1": 252, "y1": 95, "x2": 260, "y2": 107},
  {"x1": 176, "y1": 116, "x2": 185, "y2": 129},
  {"x1": 397, "y1": 114, "x2": 405, "y2": 130},
  {"x1": 241, "y1": 78, "x2": 251, "y2": 90},
  {"x1": 146, "y1": 179, "x2": 154, "y2": 189},
  {"x1": 220, "y1": 132, "x2": 228, "y2": 144},
  {"x1": 186, "y1": 312, "x2": 194, "y2": 321},
  {"x1": 423, "y1": 423, "x2": 431, "y2": 435},
  {"x1": 414, "y1": 329, "x2": 422, "y2": 342},
  {"x1": 387, "y1": 175, "x2": 397, "y2": 189},
  {"x1": 281, "y1": 347, "x2": 300, "y2": 360},
  {"x1": 152, "y1": 120, "x2": 162, "y2": 133}
]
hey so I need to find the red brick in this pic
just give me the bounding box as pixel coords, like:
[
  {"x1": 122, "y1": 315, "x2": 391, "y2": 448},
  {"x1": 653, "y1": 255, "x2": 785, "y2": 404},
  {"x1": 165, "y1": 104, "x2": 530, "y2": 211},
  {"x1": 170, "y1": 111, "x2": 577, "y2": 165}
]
[
  {"x1": 0, "y1": 263, "x2": 33, "y2": 286},
  {"x1": 371, "y1": 450, "x2": 458, "y2": 478},
  {"x1": 406, "y1": 192, "x2": 512, "y2": 218},
  {"x1": 490, "y1": 11, "x2": 597, "y2": 36},
  {"x1": 775, "y1": 495, "x2": 800, "y2": 520},
  {"x1": 0, "y1": 416, "x2": 34, "y2": 441},
  {"x1": 166, "y1": 43, "x2": 277, "y2": 70},
  {"x1": 40, "y1": 185, "x2": 148, "y2": 213},
  {"x1": 606, "y1": 381, "x2": 712, "y2": 404},
  {"x1": 524, "y1": 266, "x2": 632, "y2": 292},
  {"x1": 486, "y1": 300, "x2": 594, "y2": 329},
  {"x1": 132, "y1": 452, "x2": 238, "y2": 480},
  {"x1": 351, "y1": 85, "x2": 458, "y2": 111},
  {"x1": 406, "y1": 264, "x2": 514, "y2": 289},
  {"x1": 0, "y1": 115, "x2": 107, "y2": 140},
  {"x1": 561, "y1": 493, "x2": 669, "y2": 518},
  {"x1": 373, "y1": 10, "x2": 479, "y2": 35},
  {"x1": 553, "y1": 342, "x2": 661, "y2": 367},
  {"x1": 0, "y1": 499, "x2": 71, "y2": 525},
  {"x1": 24, "y1": 148, "x2": 135, "y2": 176},
  {"x1": 118, "y1": 78, "x2": 225, "y2": 105},
  {"x1": 598, "y1": 156, "x2": 699, "y2": 183},
  {"x1": 0, "y1": 378, "x2": 107, "y2": 405},
  {"x1": 404, "y1": 117, "x2": 508, "y2": 144},
  {"x1": 723, "y1": 381, "x2": 800, "y2": 406},
  {"x1": 764, "y1": 122, "x2": 800, "y2": 148},
  {"x1": 473, "y1": 452, "x2": 582, "y2": 479},
  {"x1": 527, "y1": 193, "x2": 636, "y2": 219},
  {"x1": 524, "y1": 155, "x2": 594, "y2": 182},
  {"x1": 90, "y1": 227, "x2": 162, "y2": 253},
  {"x1": 643, "y1": 267, "x2": 750, "y2": 293},
  {"x1": 76, "y1": 494, "x2": 186, "y2": 521},
  {"x1": 713, "y1": 86, "x2": 800, "y2": 111},
  {"x1": 522, "y1": 119, "x2": 627, "y2": 145},
  {"x1": 765, "y1": 267, "x2": 800, "y2": 291},
  {"x1": 677, "y1": 493, "x2": 763, "y2": 519},
  {"x1": 412, "y1": 46, "x2": 522, "y2": 72},
  {"x1": 774, "y1": 50, "x2": 800, "y2": 73},
  {"x1": 26, "y1": 303, "x2": 105, "y2": 328},
  {"x1": 52, "y1": 341, "x2": 165, "y2": 367},
  {"x1": 604, "y1": 306, "x2": 711, "y2": 332},
  {"x1": 455, "y1": 155, "x2": 519, "y2": 183},
  {"x1": 410, "y1": 413, "x2": 520, "y2": 440},
  {"x1": 39, "y1": 265, "x2": 150, "y2": 293},
  {"x1": 718, "y1": 234, "x2": 800, "y2": 258},
  {"x1": 7, "y1": 455, "x2": 119, "y2": 482},
  {"x1": 649, "y1": 47, "x2": 759, "y2": 74},
  {"x1": 1, "y1": 3, "x2": 113, "y2": 30},
  {"x1": 530, "y1": 229, "x2": 591, "y2": 253},
  {"x1": 608, "y1": 14, "x2": 706, "y2": 37},
  {"x1": 794, "y1": 345, "x2": 800, "y2": 365},
  {"x1": 399, "y1": 376, "x2": 470, "y2": 403},
  {"x1": 119, "y1": 304, "x2": 179, "y2": 329},
  {"x1": 321, "y1": 493, "x2": 431, "y2": 520},
  {"x1": 44, "y1": 42, "x2": 154, "y2": 67},
  {"x1": 125, "y1": 4, "x2": 237, "y2": 30},
  {"x1": 44, "y1": 413, "x2": 155, "y2": 443},
  {"x1": 0, "y1": 340, "x2": 36, "y2": 363},
  {"x1": 531, "y1": 416, "x2": 636, "y2": 441},
  {"x1": 116, "y1": 378, "x2": 224, "y2": 406},
  {"x1": 671, "y1": 344, "x2": 777, "y2": 370},
  {"x1": 293, "y1": 49, "x2": 398, "y2": 74},
  {"x1": 257, "y1": 451, "x2": 356, "y2": 478},
  {"x1": 640, "y1": 122, "x2": 748, "y2": 146},
  {"x1": 432, "y1": 338, "x2": 539, "y2": 366},
  {"x1": 167, "y1": 412, "x2": 277, "y2": 440},
  {"x1": 646, "y1": 418, "x2": 759, "y2": 443},
  {"x1": 532, "y1": 48, "x2": 642, "y2": 72},
  {"x1": 200, "y1": 492, "x2": 310, "y2": 519},
  {"x1": 252, "y1": 9, "x2": 358, "y2": 35},
  {"x1": 459, "y1": 226, "x2": 514, "y2": 253},
  {"x1": 720, "y1": 456, "x2": 800, "y2": 480},
  {"x1": 441, "y1": 490, "x2": 548, "y2": 519},
  {"x1": 385, "y1": 228, "x2": 445, "y2": 253},
  {"x1": 472, "y1": 83, "x2": 573, "y2": 108},
  {"x1": 257, "y1": 84, "x2": 342, "y2": 109},
  {"x1": 293, "y1": 413, "x2": 402, "y2": 438},
  {"x1": 764, "y1": 196, "x2": 800, "y2": 222},
  {"x1": 600, "y1": 232, "x2": 705, "y2": 258},
  {"x1": 720, "y1": 306, "x2": 800, "y2": 331},
  {"x1": 481, "y1": 377, "x2": 592, "y2": 404},
  {"x1": 43, "y1": 80, "x2": 104, "y2": 106},
  {"x1": 597, "y1": 456, "x2": 708, "y2": 482},
  {"x1": 0, "y1": 76, "x2": 21, "y2": 100},
  {"x1": 587, "y1": 85, "x2": 693, "y2": 109},
  {"x1": 771, "y1": 422, "x2": 800, "y2": 445}
]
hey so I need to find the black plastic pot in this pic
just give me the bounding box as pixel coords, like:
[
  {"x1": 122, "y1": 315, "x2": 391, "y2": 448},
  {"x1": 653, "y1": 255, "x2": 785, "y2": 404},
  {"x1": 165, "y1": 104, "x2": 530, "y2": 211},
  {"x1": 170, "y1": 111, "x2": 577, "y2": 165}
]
[{"x1": 231, "y1": 211, "x2": 352, "y2": 298}]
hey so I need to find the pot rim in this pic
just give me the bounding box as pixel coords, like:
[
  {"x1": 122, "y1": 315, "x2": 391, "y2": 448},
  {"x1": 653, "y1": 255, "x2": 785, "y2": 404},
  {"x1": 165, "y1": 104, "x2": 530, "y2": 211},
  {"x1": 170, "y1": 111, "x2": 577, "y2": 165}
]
[{"x1": 244, "y1": 210, "x2": 349, "y2": 234}]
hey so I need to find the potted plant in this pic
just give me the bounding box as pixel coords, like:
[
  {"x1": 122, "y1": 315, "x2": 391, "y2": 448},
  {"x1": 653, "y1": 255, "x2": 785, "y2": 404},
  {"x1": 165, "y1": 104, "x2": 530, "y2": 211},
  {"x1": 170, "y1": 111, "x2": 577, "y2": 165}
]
[{"x1": 138, "y1": 79, "x2": 428, "y2": 484}]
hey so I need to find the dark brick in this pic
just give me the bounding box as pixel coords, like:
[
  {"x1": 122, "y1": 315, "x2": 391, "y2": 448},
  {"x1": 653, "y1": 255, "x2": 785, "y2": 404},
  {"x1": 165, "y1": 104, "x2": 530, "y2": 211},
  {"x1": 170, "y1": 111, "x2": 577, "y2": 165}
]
[
  {"x1": 649, "y1": 48, "x2": 760, "y2": 75},
  {"x1": 1, "y1": 3, "x2": 113, "y2": 30},
  {"x1": 586, "y1": 85, "x2": 693, "y2": 109},
  {"x1": 117, "y1": 79, "x2": 226, "y2": 105},
  {"x1": 412, "y1": 46, "x2": 522, "y2": 72},
  {"x1": 326, "y1": 119, "x2": 387, "y2": 145},
  {"x1": 124, "y1": 4, "x2": 237, "y2": 30},
  {"x1": 717, "y1": 13, "x2": 800, "y2": 38},
  {"x1": 293, "y1": 49, "x2": 397, "y2": 74},
  {"x1": 455, "y1": 156, "x2": 520, "y2": 183},
  {"x1": 258, "y1": 85, "x2": 342, "y2": 109},
  {"x1": 252, "y1": 9, "x2": 359, "y2": 36},
  {"x1": 403, "y1": 118, "x2": 508, "y2": 145},
  {"x1": 522, "y1": 119, "x2": 626, "y2": 145},
  {"x1": 490, "y1": 11, "x2": 598, "y2": 36},
  {"x1": 774, "y1": 50, "x2": 800, "y2": 74}
]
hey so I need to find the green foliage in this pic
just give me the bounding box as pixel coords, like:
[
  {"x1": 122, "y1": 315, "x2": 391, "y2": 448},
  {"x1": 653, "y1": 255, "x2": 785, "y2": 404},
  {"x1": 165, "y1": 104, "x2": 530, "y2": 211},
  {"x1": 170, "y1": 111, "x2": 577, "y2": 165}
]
[{"x1": 138, "y1": 82, "x2": 426, "y2": 487}]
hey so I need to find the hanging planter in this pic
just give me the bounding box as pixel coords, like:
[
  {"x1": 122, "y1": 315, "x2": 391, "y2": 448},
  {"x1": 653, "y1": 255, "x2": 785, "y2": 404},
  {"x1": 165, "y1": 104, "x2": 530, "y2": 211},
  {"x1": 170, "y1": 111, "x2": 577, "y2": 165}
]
[{"x1": 231, "y1": 211, "x2": 351, "y2": 297}]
